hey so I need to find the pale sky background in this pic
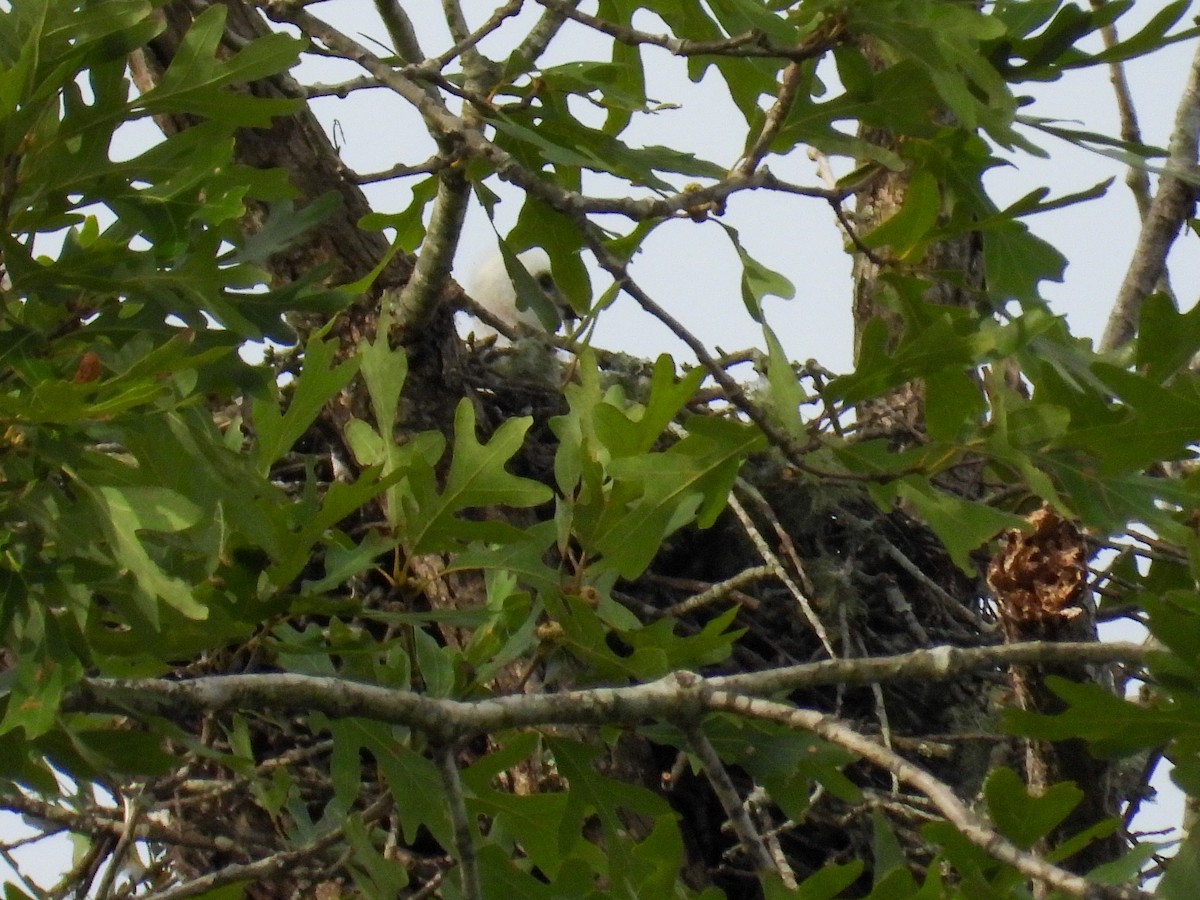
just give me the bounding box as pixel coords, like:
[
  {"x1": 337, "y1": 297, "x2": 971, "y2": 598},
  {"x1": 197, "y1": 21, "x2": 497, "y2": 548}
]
[{"x1": 4, "y1": 1, "x2": 1198, "y2": 892}]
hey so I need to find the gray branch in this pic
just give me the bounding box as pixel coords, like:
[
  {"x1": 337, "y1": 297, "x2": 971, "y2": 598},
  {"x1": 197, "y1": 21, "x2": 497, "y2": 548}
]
[
  {"x1": 67, "y1": 641, "x2": 1147, "y2": 737},
  {"x1": 1100, "y1": 40, "x2": 1200, "y2": 353},
  {"x1": 702, "y1": 690, "x2": 1151, "y2": 900}
]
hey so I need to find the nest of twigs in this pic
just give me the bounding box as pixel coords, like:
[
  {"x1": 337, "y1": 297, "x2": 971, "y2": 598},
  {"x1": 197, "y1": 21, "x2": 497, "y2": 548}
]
[{"x1": 134, "y1": 340, "x2": 1009, "y2": 898}]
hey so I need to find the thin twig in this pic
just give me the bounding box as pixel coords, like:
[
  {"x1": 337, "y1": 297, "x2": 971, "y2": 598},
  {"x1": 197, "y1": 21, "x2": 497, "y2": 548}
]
[
  {"x1": 429, "y1": 0, "x2": 522, "y2": 72},
  {"x1": 853, "y1": 629, "x2": 898, "y2": 791},
  {"x1": 735, "y1": 478, "x2": 818, "y2": 596},
  {"x1": 262, "y1": 1, "x2": 849, "y2": 222},
  {"x1": 737, "y1": 62, "x2": 806, "y2": 176},
  {"x1": 533, "y1": 0, "x2": 845, "y2": 62},
  {"x1": 0, "y1": 845, "x2": 48, "y2": 899},
  {"x1": 727, "y1": 492, "x2": 836, "y2": 657},
  {"x1": 353, "y1": 154, "x2": 449, "y2": 184},
  {"x1": 840, "y1": 506, "x2": 993, "y2": 633},
  {"x1": 683, "y1": 724, "x2": 782, "y2": 879},
  {"x1": 305, "y1": 74, "x2": 385, "y2": 98},
  {"x1": 131, "y1": 801, "x2": 382, "y2": 900},
  {"x1": 580, "y1": 231, "x2": 877, "y2": 484},
  {"x1": 94, "y1": 792, "x2": 144, "y2": 900},
  {"x1": 659, "y1": 565, "x2": 773, "y2": 617},
  {"x1": 1088, "y1": 0, "x2": 1153, "y2": 220},
  {"x1": 436, "y1": 745, "x2": 481, "y2": 900}
]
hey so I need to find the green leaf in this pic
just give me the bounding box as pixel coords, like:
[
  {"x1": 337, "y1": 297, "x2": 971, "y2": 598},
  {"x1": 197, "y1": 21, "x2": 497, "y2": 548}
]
[
  {"x1": 1157, "y1": 829, "x2": 1200, "y2": 900},
  {"x1": 980, "y1": 218, "x2": 1066, "y2": 303},
  {"x1": 489, "y1": 107, "x2": 724, "y2": 194},
  {"x1": 984, "y1": 766, "x2": 1081, "y2": 849},
  {"x1": 861, "y1": 169, "x2": 942, "y2": 260},
  {"x1": 1061, "y1": 364, "x2": 1200, "y2": 474},
  {"x1": 449, "y1": 521, "x2": 561, "y2": 598},
  {"x1": 470, "y1": 791, "x2": 582, "y2": 881},
  {"x1": 546, "y1": 736, "x2": 673, "y2": 883},
  {"x1": 592, "y1": 354, "x2": 705, "y2": 457},
  {"x1": 718, "y1": 222, "x2": 795, "y2": 321},
  {"x1": 761, "y1": 323, "x2": 807, "y2": 438},
  {"x1": 590, "y1": 417, "x2": 764, "y2": 579},
  {"x1": 871, "y1": 476, "x2": 1026, "y2": 572},
  {"x1": 1003, "y1": 678, "x2": 1178, "y2": 757},
  {"x1": 135, "y1": 5, "x2": 303, "y2": 125},
  {"x1": 792, "y1": 861, "x2": 865, "y2": 900},
  {"x1": 1136, "y1": 292, "x2": 1200, "y2": 382},
  {"x1": 923, "y1": 365, "x2": 984, "y2": 442},
  {"x1": 344, "y1": 816, "x2": 411, "y2": 894},
  {"x1": 1085, "y1": 2, "x2": 1195, "y2": 67},
  {"x1": 404, "y1": 400, "x2": 552, "y2": 555},
  {"x1": 73, "y1": 481, "x2": 208, "y2": 623},
  {"x1": 253, "y1": 331, "x2": 361, "y2": 471},
  {"x1": 326, "y1": 718, "x2": 453, "y2": 848},
  {"x1": 271, "y1": 466, "x2": 408, "y2": 587},
  {"x1": 999, "y1": 179, "x2": 1112, "y2": 219},
  {"x1": 411, "y1": 626, "x2": 456, "y2": 698},
  {"x1": 872, "y1": 809, "x2": 908, "y2": 879}
]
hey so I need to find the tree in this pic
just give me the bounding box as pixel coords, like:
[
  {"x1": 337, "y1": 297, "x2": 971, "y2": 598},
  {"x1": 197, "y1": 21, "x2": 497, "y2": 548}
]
[{"x1": 2, "y1": 1, "x2": 1199, "y2": 897}]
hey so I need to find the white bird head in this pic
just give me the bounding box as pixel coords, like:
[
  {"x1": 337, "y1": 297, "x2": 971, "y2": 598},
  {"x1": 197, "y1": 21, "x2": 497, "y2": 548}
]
[{"x1": 463, "y1": 247, "x2": 574, "y2": 344}]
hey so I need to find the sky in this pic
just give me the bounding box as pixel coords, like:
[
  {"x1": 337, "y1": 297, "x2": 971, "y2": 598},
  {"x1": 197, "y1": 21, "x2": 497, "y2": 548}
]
[
  {"x1": 3, "y1": 0, "x2": 1198, "y2": 891},
  {"x1": 297, "y1": 2, "x2": 1200, "y2": 375}
]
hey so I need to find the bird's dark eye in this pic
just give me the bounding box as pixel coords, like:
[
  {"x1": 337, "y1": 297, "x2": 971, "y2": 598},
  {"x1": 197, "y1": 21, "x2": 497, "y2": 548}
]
[{"x1": 534, "y1": 272, "x2": 556, "y2": 292}]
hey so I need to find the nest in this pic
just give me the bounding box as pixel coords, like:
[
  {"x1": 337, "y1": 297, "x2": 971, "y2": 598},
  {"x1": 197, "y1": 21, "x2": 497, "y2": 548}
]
[{"x1": 106, "y1": 339, "x2": 1016, "y2": 898}]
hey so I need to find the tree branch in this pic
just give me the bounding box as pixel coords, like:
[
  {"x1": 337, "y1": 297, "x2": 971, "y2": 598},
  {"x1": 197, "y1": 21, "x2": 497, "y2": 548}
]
[
  {"x1": 1100, "y1": 40, "x2": 1200, "y2": 352},
  {"x1": 658, "y1": 564, "x2": 773, "y2": 618},
  {"x1": 513, "y1": 0, "x2": 579, "y2": 68},
  {"x1": 727, "y1": 490, "x2": 835, "y2": 657},
  {"x1": 700, "y1": 690, "x2": 1150, "y2": 900},
  {"x1": 262, "y1": 1, "x2": 849, "y2": 224},
  {"x1": 66, "y1": 641, "x2": 1148, "y2": 737},
  {"x1": 374, "y1": 0, "x2": 424, "y2": 64},
  {"x1": 532, "y1": 0, "x2": 846, "y2": 62},
  {"x1": 683, "y1": 724, "x2": 784, "y2": 881},
  {"x1": 436, "y1": 745, "x2": 481, "y2": 900},
  {"x1": 1088, "y1": 0, "x2": 1153, "y2": 220}
]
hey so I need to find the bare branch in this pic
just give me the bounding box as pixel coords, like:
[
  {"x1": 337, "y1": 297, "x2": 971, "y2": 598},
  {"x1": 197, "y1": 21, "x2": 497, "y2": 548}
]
[
  {"x1": 1101, "y1": 40, "x2": 1200, "y2": 352},
  {"x1": 261, "y1": 1, "x2": 848, "y2": 224},
  {"x1": 700, "y1": 690, "x2": 1150, "y2": 900},
  {"x1": 683, "y1": 724, "x2": 784, "y2": 881},
  {"x1": 514, "y1": 0, "x2": 579, "y2": 67},
  {"x1": 727, "y1": 490, "x2": 836, "y2": 657},
  {"x1": 430, "y1": 0, "x2": 522, "y2": 72},
  {"x1": 392, "y1": 168, "x2": 472, "y2": 329},
  {"x1": 141, "y1": 801, "x2": 385, "y2": 900},
  {"x1": 66, "y1": 641, "x2": 1147, "y2": 737},
  {"x1": 1088, "y1": 0, "x2": 1153, "y2": 220},
  {"x1": 658, "y1": 565, "x2": 773, "y2": 617},
  {"x1": 374, "y1": 0, "x2": 424, "y2": 64},
  {"x1": 94, "y1": 793, "x2": 143, "y2": 900},
  {"x1": 737, "y1": 61, "x2": 806, "y2": 176},
  {"x1": 436, "y1": 745, "x2": 481, "y2": 900},
  {"x1": 304, "y1": 74, "x2": 385, "y2": 98},
  {"x1": 354, "y1": 154, "x2": 449, "y2": 184},
  {"x1": 533, "y1": 0, "x2": 847, "y2": 62}
]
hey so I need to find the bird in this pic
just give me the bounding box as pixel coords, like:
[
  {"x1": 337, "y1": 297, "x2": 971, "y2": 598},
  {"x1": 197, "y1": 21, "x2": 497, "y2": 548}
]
[{"x1": 460, "y1": 247, "x2": 575, "y2": 345}]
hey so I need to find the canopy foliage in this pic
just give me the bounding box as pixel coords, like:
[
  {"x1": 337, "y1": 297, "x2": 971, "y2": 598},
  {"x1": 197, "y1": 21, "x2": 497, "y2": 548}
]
[{"x1": 2, "y1": 1, "x2": 1200, "y2": 898}]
